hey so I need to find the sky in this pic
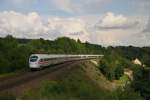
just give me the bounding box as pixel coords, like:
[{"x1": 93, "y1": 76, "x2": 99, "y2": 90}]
[{"x1": 0, "y1": 0, "x2": 150, "y2": 46}]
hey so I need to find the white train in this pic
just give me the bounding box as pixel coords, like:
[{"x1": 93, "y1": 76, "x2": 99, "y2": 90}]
[{"x1": 29, "y1": 54, "x2": 103, "y2": 70}]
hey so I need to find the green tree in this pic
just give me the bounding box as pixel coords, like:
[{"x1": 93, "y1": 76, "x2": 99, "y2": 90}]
[
  {"x1": 99, "y1": 50, "x2": 125, "y2": 80},
  {"x1": 131, "y1": 65, "x2": 150, "y2": 100}
]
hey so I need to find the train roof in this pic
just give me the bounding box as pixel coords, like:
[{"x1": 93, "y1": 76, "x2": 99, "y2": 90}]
[{"x1": 30, "y1": 54, "x2": 104, "y2": 58}]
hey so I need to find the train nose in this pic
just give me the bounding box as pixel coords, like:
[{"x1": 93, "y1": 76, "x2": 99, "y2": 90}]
[{"x1": 29, "y1": 62, "x2": 40, "y2": 68}]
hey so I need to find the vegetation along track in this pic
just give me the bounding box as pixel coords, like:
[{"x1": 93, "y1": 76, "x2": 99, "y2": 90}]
[{"x1": 0, "y1": 60, "x2": 88, "y2": 93}]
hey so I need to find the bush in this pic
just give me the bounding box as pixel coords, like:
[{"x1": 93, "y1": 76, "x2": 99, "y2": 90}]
[
  {"x1": 0, "y1": 92, "x2": 16, "y2": 100},
  {"x1": 111, "y1": 86, "x2": 144, "y2": 100},
  {"x1": 131, "y1": 65, "x2": 150, "y2": 100},
  {"x1": 99, "y1": 51, "x2": 126, "y2": 80}
]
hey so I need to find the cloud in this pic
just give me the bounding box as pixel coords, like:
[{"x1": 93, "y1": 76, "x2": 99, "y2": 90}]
[
  {"x1": 95, "y1": 12, "x2": 139, "y2": 29},
  {"x1": 46, "y1": 17, "x2": 89, "y2": 40},
  {"x1": 143, "y1": 18, "x2": 150, "y2": 32},
  {"x1": 0, "y1": 11, "x2": 89, "y2": 41},
  {"x1": 89, "y1": 30, "x2": 133, "y2": 46},
  {"x1": 0, "y1": 11, "x2": 149, "y2": 47},
  {"x1": 122, "y1": 32, "x2": 150, "y2": 46},
  {"x1": 0, "y1": 11, "x2": 46, "y2": 38},
  {"x1": 89, "y1": 29, "x2": 150, "y2": 47},
  {"x1": 88, "y1": 12, "x2": 149, "y2": 46}
]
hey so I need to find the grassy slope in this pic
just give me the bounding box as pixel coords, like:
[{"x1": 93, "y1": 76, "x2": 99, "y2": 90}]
[
  {"x1": 20, "y1": 61, "x2": 114, "y2": 100},
  {"x1": 0, "y1": 60, "x2": 144, "y2": 100},
  {"x1": 0, "y1": 68, "x2": 28, "y2": 80},
  {"x1": 82, "y1": 60, "x2": 115, "y2": 91}
]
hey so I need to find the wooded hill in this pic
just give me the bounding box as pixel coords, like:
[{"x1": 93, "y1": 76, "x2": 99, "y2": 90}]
[
  {"x1": 0, "y1": 35, "x2": 150, "y2": 100},
  {"x1": 0, "y1": 35, "x2": 149, "y2": 74}
]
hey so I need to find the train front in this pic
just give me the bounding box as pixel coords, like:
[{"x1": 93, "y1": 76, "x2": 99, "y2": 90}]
[{"x1": 29, "y1": 54, "x2": 40, "y2": 69}]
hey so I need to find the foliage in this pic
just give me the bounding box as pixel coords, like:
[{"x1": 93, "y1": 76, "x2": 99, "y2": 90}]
[
  {"x1": 0, "y1": 36, "x2": 30, "y2": 73},
  {"x1": 0, "y1": 35, "x2": 149, "y2": 100},
  {"x1": 21, "y1": 64, "x2": 145, "y2": 100},
  {"x1": 131, "y1": 65, "x2": 150, "y2": 100},
  {"x1": 99, "y1": 50, "x2": 127, "y2": 80},
  {"x1": 0, "y1": 92, "x2": 16, "y2": 100},
  {"x1": 110, "y1": 86, "x2": 144, "y2": 100},
  {"x1": 21, "y1": 66, "x2": 110, "y2": 100},
  {"x1": 114, "y1": 46, "x2": 150, "y2": 67},
  {"x1": 0, "y1": 35, "x2": 150, "y2": 74},
  {"x1": 0, "y1": 36, "x2": 105, "y2": 74}
]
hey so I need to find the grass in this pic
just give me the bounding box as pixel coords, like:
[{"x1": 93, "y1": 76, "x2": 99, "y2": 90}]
[
  {"x1": 0, "y1": 92, "x2": 16, "y2": 100},
  {"x1": 0, "y1": 68, "x2": 28, "y2": 79},
  {"x1": 144, "y1": 67, "x2": 150, "y2": 72},
  {"x1": 21, "y1": 63, "x2": 111, "y2": 100},
  {"x1": 114, "y1": 74, "x2": 130, "y2": 87},
  {"x1": 81, "y1": 61, "x2": 114, "y2": 91},
  {"x1": 0, "y1": 72, "x2": 17, "y2": 78},
  {"x1": 0, "y1": 61, "x2": 144, "y2": 100}
]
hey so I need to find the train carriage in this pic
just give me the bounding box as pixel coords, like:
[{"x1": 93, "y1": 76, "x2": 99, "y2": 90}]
[{"x1": 29, "y1": 54, "x2": 103, "y2": 70}]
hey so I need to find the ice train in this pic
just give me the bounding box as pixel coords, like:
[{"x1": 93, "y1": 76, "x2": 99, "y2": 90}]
[{"x1": 29, "y1": 54, "x2": 103, "y2": 70}]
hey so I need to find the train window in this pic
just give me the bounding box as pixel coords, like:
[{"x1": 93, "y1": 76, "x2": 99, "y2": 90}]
[{"x1": 30, "y1": 56, "x2": 38, "y2": 62}]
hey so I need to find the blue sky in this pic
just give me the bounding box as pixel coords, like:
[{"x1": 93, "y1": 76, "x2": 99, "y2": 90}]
[
  {"x1": 0, "y1": 0, "x2": 148, "y2": 16},
  {"x1": 0, "y1": 0, "x2": 149, "y2": 46}
]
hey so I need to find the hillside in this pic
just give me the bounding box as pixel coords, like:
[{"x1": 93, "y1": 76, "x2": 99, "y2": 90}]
[
  {"x1": 0, "y1": 35, "x2": 150, "y2": 100},
  {"x1": 20, "y1": 60, "x2": 112, "y2": 100},
  {"x1": 0, "y1": 35, "x2": 150, "y2": 74},
  {"x1": 0, "y1": 60, "x2": 144, "y2": 100}
]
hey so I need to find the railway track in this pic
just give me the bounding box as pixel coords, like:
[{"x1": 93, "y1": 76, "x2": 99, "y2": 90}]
[{"x1": 0, "y1": 60, "x2": 83, "y2": 93}]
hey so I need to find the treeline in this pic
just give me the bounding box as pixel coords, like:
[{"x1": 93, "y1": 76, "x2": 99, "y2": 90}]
[
  {"x1": 131, "y1": 65, "x2": 150, "y2": 100},
  {"x1": 0, "y1": 36, "x2": 30, "y2": 73},
  {"x1": 0, "y1": 35, "x2": 150, "y2": 99},
  {"x1": 99, "y1": 50, "x2": 128, "y2": 80},
  {"x1": 0, "y1": 35, "x2": 105, "y2": 73},
  {"x1": 0, "y1": 35, "x2": 149, "y2": 74},
  {"x1": 114, "y1": 46, "x2": 150, "y2": 67},
  {"x1": 98, "y1": 50, "x2": 150, "y2": 100}
]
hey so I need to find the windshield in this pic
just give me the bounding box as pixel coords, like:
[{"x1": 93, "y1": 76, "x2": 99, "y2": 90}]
[{"x1": 30, "y1": 56, "x2": 38, "y2": 62}]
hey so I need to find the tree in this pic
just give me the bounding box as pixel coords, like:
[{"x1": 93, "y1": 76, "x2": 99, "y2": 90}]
[
  {"x1": 131, "y1": 65, "x2": 150, "y2": 100},
  {"x1": 99, "y1": 50, "x2": 126, "y2": 80}
]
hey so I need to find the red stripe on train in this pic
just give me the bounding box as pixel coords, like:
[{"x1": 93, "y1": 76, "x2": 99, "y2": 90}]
[{"x1": 38, "y1": 61, "x2": 49, "y2": 64}]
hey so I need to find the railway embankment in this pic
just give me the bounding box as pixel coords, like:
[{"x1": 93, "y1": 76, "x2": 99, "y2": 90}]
[
  {"x1": 0, "y1": 60, "x2": 145, "y2": 100},
  {"x1": 0, "y1": 60, "x2": 113, "y2": 99},
  {"x1": 0, "y1": 61, "x2": 81, "y2": 93},
  {"x1": 17, "y1": 60, "x2": 114, "y2": 100}
]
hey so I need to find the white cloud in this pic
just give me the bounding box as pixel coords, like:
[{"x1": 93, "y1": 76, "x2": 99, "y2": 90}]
[
  {"x1": 88, "y1": 12, "x2": 149, "y2": 46},
  {"x1": 96, "y1": 12, "x2": 139, "y2": 29},
  {"x1": 89, "y1": 29, "x2": 139, "y2": 46},
  {"x1": 0, "y1": 11, "x2": 89, "y2": 41},
  {"x1": 143, "y1": 18, "x2": 150, "y2": 32},
  {"x1": 99, "y1": 12, "x2": 127, "y2": 28},
  {"x1": 0, "y1": 11, "x2": 46, "y2": 38},
  {"x1": 121, "y1": 32, "x2": 150, "y2": 46},
  {"x1": 46, "y1": 17, "x2": 89, "y2": 41},
  {"x1": 0, "y1": 11, "x2": 149, "y2": 47}
]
